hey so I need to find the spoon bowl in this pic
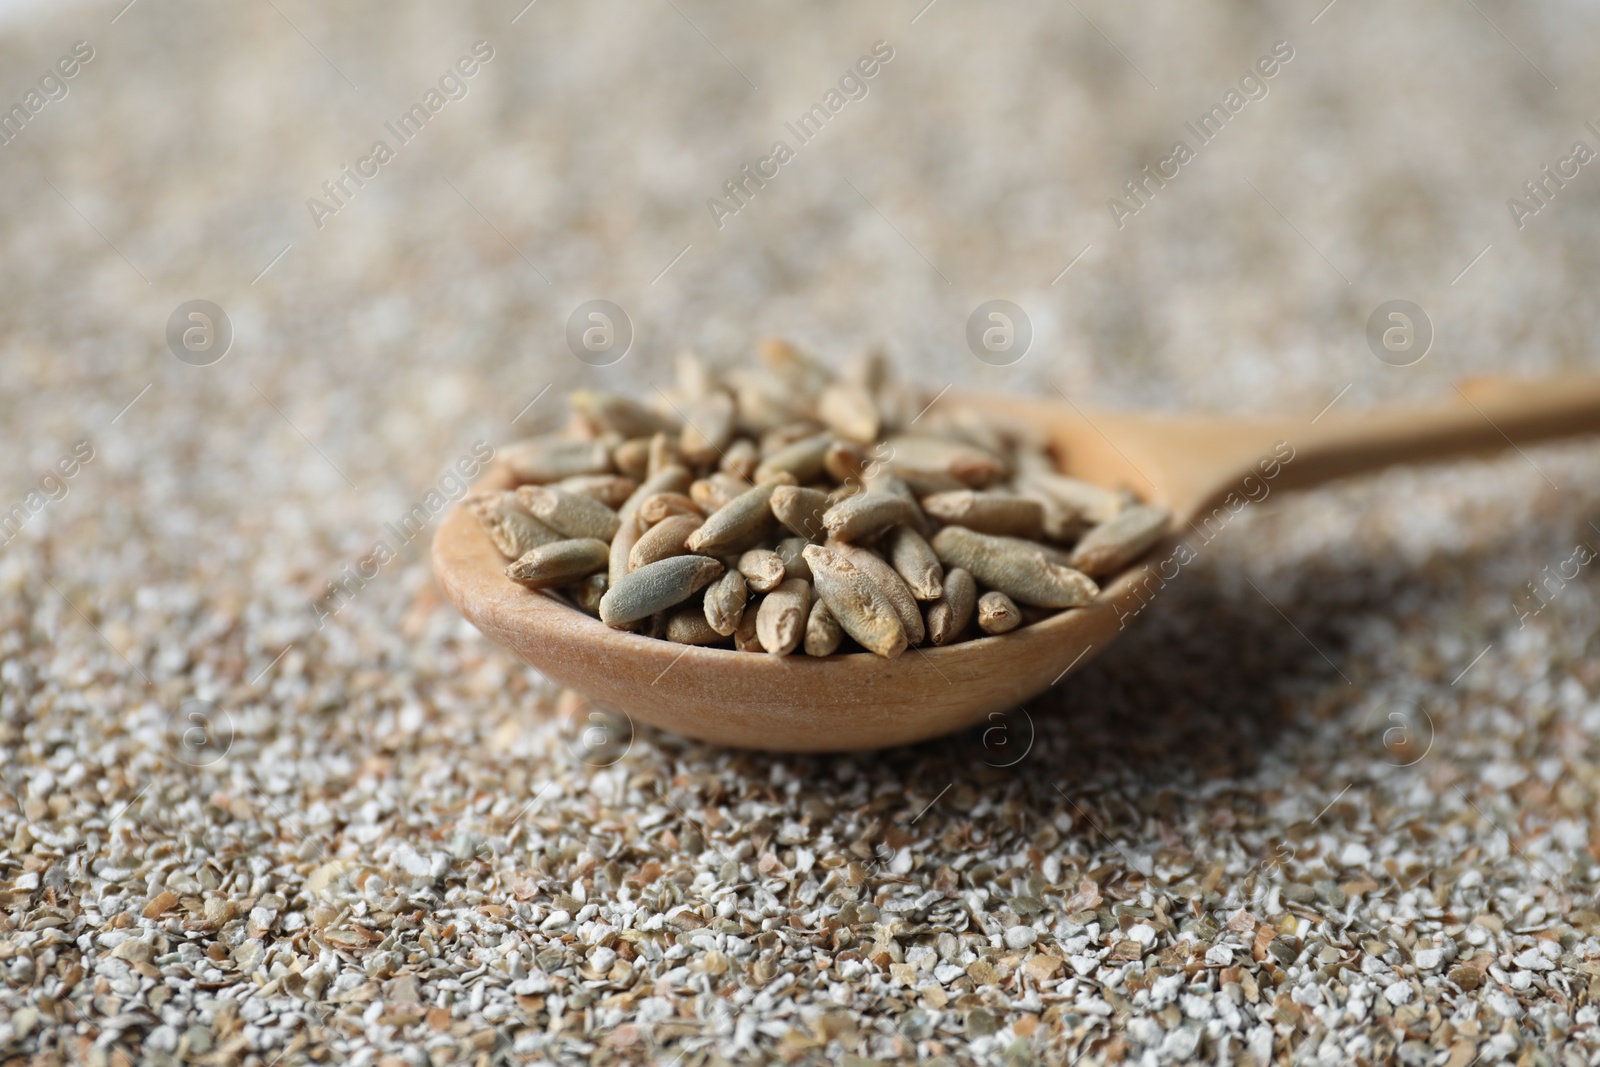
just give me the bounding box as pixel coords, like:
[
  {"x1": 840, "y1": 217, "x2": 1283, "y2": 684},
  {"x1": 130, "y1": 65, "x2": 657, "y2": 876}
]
[{"x1": 433, "y1": 375, "x2": 1600, "y2": 751}]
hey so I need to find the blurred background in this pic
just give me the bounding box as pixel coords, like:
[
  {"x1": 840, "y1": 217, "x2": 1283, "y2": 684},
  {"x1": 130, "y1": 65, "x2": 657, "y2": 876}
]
[
  {"x1": 3, "y1": 0, "x2": 1599, "y2": 1063},
  {"x1": 4, "y1": 0, "x2": 1599, "y2": 595}
]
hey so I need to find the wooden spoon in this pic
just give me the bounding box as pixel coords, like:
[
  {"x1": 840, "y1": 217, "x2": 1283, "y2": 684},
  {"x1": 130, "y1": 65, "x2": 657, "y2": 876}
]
[{"x1": 432, "y1": 375, "x2": 1600, "y2": 751}]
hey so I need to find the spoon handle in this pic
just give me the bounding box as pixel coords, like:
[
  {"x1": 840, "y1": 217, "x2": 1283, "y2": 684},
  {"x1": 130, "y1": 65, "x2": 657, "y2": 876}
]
[
  {"x1": 1158, "y1": 375, "x2": 1600, "y2": 524},
  {"x1": 1206, "y1": 373, "x2": 1600, "y2": 517},
  {"x1": 991, "y1": 375, "x2": 1600, "y2": 522}
]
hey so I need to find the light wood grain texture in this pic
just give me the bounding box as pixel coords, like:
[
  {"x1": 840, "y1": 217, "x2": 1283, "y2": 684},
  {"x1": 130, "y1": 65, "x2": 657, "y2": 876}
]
[{"x1": 432, "y1": 376, "x2": 1600, "y2": 751}]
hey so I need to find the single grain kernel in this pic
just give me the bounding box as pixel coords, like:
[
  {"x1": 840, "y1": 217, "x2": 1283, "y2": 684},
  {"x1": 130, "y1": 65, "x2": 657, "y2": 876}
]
[
  {"x1": 754, "y1": 432, "x2": 832, "y2": 485},
  {"x1": 776, "y1": 537, "x2": 812, "y2": 582},
  {"x1": 976, "y1": 591, "x2": 1022, "y2": 634},
  {"x1": 824, "y1": 483, "x2": 857, "y2": 507},
  {"x1": 506, "y1": 538, "x2": 611, "y2": 588},
  {"x1": 738, "y1": 548, "x2": 787, "y2": 593},
  {"x1": 829, "y1": 542, "x2": 925, "y2": 646},
  {"x1": 770, "y1": 485, "x2": 831, "y2": 540},
  {"x1": 679, "y1": 391, "x2": 735, "y2": 466},
  {"x1": 926, "y1": 567, "x2": 976, "y2": 646},
  {"x1": 685, "y1": 478, "x2": 792, "y2": 555},
  {"x1": 719, "y1": 438, "x2": 759, "y2": 481},
  {"x1": 1019, "y1": 471, "x2": 1124, "y2": 525},
  {"x1": 609, "y1": 515, "x2": 642, "y2": 586},
  {"x1": 821, "y1": 491, "x2": 920, "y2": 543},
  {"x1": 896, "y1": 469, "x2": 966, "y2": 496},
  {"x1": 1018, "y1": 484, "x2": 1086, "y2": 542},
  {"x1": 818, "y1": 380, "x2": 880, "y2": 443},
  {"x1": 930, "y1": 526, "x2": 1098, "y2": 608},
  {"x1": 802, "y1": 544, "x2": 907, "y2": 659},
  {"x1": 556, "y1": 474, "x2": 639, "y2": 509},
  {"x1": 690, "y1": 472, "x2": 750, "y2": 513},
  {"x1": 885, "y1": 526, "x2": 944, "y2": 600},
  {"x1": 502, "y1": 436, "x2": 613, "y2": 484},
  {"x1": 702, "y1": 568, "x2": 748, "y2": 636},
  {"x1": 885, "y1": 434, "x2": 1007, "y2": 488},
  {"x1": 984, "y1": 532, "x2": 1076, "y2": 568},
  {"x1": 824, "y1": 440, "x2": 869, "y2": 486},
  {"x1": 516, "y1": 485, "x2": 622, "y2": 542},
  {"x1": 598, "y1": 555, "x2": 724, "y2": 626},
  {"x1": 628, "y1": 514, "x2": 702, "y2": 570},
  {"x1": 689, "y1": 479, "x2": 720, "y2": 513},
  {"x1": 733, "y1": 596, "x2": 764, "y2": 651},
  {"x1": 756, "y1": 578, "x2": 810, "y2": 656},
  {"x1": 637, "y1": 492, "x2": 703, "y2": 525},
  {"x1": 760, "y1": 421, "x2": 826, "y2": 455},
  {"x1": 1066, "y1": 504, "x2": 1171, "y2": 577},
  {"x1": 665, "y1": 605, "x2": 726, "y2": 646},
  {"x1": 611, "y1": 437, "x2": 651, "y2": 480},
  {"x1": 647, "y1": 432, "x2": 680, "y2": 477},
  {"x1": 920, "y1": 490, "x2": 1044, "y2": 539},
  {"x1": 861, "y1": 471, "x2": 931, "y2": 534},
  {"x1": 618, "y1": 466, "x2": 692, "y2": 523},
  {"x1": 803, "y1": 598, "x2": 842, "y2": 657},
  {"x1": 574, "y1": 573, "x2": 607, "y2": 616},
  {"x1": 570, "y1": 390, "x2": 676, "y2": 438},
  {"x1": 468, "y1": 491, "x2": 562, "y2": 559}
]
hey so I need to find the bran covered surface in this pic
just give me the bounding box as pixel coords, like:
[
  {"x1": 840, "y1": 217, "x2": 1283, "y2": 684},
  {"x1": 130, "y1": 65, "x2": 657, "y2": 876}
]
[{"x1": 2, "y1": 0, "x2": 1600, "y2": 1062}]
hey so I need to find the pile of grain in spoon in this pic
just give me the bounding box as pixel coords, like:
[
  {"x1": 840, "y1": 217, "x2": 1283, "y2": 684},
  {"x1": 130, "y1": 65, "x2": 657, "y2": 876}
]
[{"x1": 468, "y1": 339, "x2": 1171, "y2": 658}]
